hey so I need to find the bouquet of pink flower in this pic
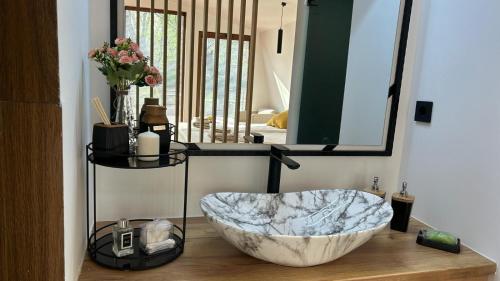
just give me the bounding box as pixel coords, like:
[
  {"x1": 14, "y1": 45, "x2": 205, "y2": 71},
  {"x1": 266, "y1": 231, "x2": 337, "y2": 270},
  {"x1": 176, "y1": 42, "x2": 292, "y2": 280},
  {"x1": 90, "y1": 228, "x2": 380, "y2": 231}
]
[{"x1": 89, "y1": 37, "x2": 162, "y2": 91}]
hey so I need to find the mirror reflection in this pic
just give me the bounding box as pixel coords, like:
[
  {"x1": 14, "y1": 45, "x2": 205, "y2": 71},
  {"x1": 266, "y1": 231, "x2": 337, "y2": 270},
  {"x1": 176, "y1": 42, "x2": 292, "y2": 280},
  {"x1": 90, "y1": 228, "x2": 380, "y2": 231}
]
[{"x1": 118, "y1": 0, "x2": 403, "y2": 146}]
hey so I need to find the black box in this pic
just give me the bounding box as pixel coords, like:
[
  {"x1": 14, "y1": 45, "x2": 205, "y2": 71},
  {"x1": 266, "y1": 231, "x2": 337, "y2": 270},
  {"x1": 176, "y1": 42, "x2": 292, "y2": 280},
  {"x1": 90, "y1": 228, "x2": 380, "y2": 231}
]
[{"x1": 92, "y1": 123, "x2": 129, "y2": 159}]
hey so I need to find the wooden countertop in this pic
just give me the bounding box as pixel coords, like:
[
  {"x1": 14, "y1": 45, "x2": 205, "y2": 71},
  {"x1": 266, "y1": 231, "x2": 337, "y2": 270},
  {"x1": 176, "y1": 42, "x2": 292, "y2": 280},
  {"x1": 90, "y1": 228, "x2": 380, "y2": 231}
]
[{"x1": 79, "y1": 218, "x2": 496, "y2": 281}]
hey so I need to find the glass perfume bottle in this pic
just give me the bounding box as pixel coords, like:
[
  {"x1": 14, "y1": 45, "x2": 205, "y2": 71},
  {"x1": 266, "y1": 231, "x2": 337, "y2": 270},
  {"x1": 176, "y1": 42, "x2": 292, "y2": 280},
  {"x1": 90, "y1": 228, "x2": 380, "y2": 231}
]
[{"x1": 112, "y1": 218, "x2": 134, "y2": 257}]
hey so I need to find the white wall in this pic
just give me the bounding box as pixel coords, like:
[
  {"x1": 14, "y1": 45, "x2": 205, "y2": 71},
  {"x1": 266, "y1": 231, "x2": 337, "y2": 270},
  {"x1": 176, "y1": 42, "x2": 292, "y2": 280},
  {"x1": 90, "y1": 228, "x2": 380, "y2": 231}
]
[
  {"x1": 253, "y1": 36, "x2": 272, "y2": 111},
  {"x1": 58, "y1": 0, "x2": 90, "y2": 280},
  {"x1": 89, "y1": 0, "x2": 111, "y2": 122},
  {"x1": 287, "y1": 2, "x2": 309, "y2": 144},
  {"x1": 95, "y1": 153, "x2": 407, "y2": 220},
  {"x1": 400, "y1": 0, "x2": 500, "y2": 277},
  {"x1": 253, "y1": 22, "x2": 296, "y2": 112},
  {"x1": 339, "y1": 0, "x2": 400, "y2": 146}
]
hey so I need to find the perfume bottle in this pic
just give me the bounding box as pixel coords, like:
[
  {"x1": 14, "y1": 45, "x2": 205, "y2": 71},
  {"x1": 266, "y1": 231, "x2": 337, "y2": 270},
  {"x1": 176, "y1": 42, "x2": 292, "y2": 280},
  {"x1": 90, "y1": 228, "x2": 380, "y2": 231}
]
[{"x1": 112, "y1": 218, "x2": 134, "y2": 257}]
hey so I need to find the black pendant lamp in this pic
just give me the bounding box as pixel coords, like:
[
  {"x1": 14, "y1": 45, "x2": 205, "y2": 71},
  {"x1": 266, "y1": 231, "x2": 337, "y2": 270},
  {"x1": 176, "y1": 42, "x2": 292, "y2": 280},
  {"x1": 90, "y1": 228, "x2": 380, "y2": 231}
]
[{"x1": 277, "y1": 2, "x2": 287, "y2": 54}]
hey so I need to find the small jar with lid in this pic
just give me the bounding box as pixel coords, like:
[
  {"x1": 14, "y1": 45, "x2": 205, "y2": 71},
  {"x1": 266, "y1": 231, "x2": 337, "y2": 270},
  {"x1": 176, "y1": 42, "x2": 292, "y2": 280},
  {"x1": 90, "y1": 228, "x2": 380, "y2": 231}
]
[{"x1": 139, "y1": 98, "x2": 160, "y2": 133}]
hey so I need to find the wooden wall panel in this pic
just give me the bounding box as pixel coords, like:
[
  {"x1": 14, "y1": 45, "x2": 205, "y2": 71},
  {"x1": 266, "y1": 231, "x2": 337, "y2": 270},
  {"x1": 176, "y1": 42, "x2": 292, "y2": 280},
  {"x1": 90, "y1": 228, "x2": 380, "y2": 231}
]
[
  {"x1": 0, "y1": 0, "x2": 59, "y2": 104},
  {"x1": 0, "y1": 102, "x2": 64, "y2": 281},
  {"x1": 0, "y1": 0, "x2": 63, "y2": 280}
]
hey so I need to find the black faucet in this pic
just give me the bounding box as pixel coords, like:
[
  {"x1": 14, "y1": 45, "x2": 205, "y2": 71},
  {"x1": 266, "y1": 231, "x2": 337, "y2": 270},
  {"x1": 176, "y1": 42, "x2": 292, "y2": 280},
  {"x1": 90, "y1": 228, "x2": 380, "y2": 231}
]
[{"x1": 267, "y1": 145, "x2": 300, "y2": 193}]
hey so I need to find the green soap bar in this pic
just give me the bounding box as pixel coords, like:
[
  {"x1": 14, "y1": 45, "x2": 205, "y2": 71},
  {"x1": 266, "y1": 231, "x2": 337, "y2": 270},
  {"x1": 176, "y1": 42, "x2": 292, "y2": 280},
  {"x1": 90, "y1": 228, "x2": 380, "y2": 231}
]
[{"x1": 423, "y1": 230, "x2": 458, "y2": 246}]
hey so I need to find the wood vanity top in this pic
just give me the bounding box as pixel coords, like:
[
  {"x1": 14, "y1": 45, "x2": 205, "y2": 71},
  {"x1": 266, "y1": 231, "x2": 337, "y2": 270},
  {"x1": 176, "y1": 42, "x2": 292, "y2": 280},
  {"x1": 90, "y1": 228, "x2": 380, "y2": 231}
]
[{"x1": 79, "y1": 218, "x2": 496, "y2": 281}]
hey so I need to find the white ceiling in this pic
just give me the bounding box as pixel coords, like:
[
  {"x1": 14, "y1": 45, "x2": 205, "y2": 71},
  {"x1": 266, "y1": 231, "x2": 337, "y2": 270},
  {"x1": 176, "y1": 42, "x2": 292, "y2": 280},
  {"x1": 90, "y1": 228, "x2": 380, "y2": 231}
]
[{"x1": 124, "y1": 0, "x2": 299, "y2": 30}]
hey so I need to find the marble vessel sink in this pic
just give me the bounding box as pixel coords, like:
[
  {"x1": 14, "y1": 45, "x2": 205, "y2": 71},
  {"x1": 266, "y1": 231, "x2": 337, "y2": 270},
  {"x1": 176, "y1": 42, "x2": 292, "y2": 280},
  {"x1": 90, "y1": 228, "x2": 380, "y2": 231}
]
[{"x1": 200, "y1": 189, "x2": 393, "y2": 267}]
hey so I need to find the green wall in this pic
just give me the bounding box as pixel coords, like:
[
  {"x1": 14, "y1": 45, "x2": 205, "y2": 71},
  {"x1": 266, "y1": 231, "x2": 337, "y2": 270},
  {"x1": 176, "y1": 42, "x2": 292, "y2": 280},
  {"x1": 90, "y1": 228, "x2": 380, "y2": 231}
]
[{"x1": 297, "y1": 0, "x2": 354, "y2": 144}]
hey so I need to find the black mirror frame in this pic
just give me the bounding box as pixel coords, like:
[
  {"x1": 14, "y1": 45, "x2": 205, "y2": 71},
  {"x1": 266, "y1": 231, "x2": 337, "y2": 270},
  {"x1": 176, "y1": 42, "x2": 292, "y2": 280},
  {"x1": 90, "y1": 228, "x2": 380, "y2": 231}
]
[{"x1": 109, "y1": 0, "x2": 413, "y2": 157}]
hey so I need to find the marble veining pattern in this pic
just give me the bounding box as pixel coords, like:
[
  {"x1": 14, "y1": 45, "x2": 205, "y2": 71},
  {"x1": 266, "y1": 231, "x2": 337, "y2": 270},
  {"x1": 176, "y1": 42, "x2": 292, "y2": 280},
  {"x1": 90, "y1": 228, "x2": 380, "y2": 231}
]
[{"x1": 200, "y1": 189, "x2": 393, "y2": 267}]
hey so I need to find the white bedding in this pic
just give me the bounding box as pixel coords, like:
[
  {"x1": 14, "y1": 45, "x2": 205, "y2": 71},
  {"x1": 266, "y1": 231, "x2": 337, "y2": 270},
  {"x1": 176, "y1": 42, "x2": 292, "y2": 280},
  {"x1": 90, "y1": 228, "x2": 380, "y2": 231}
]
[{"x1": 176, "y1": 121, "x2": 287, "y2": 144}]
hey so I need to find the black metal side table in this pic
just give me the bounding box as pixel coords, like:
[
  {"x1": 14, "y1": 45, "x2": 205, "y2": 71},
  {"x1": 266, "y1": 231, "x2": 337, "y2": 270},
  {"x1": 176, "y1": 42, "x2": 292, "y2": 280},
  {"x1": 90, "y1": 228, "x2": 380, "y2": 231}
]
[{"x1": 85, "y1": 141, "x2": 189, "y2": 270}]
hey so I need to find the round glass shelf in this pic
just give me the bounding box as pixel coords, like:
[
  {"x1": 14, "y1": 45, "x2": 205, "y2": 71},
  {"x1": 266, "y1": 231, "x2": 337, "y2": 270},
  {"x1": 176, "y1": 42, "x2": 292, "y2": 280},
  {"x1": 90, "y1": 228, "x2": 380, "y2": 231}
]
[
  {"x1": 88, "y1": 226, "x2": 184, "y2": 271},
  {"x1": 87, "y1": 141, "x2": 188, "y2": 169}
]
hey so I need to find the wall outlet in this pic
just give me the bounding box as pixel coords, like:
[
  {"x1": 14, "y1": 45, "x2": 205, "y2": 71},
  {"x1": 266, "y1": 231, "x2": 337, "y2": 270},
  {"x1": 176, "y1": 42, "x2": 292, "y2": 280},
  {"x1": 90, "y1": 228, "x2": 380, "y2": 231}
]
[{"x1": 415, "y1": 101, "x2": 433, "y2": 123}]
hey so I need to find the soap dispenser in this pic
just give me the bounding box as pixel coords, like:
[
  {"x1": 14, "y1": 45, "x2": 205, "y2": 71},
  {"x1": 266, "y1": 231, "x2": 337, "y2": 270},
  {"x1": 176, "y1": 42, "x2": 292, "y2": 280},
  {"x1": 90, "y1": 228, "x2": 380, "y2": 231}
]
[
  {"x1": 365, "y1": 177, "x2": 386, "y2": 199},
  {"x1": 390, "y1": 181, "x2": 415, "y2": 232}
]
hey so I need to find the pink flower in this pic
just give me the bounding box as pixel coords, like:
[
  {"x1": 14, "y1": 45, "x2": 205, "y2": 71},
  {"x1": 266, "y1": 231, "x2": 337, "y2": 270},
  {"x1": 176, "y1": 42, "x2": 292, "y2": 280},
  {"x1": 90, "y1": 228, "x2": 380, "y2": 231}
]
[
  {"x1": 118, "y1": 56, "x2": 133, "y2": 64},
  {"x1": 130, "y1": 42, "x2": 139, "y2": 51},
  {"x1": 155, "y1": 74, "x2": 163, "y2": 84},
  {"x1": 145, "y1": 75, "x2": 157, "y2": 86},
  {"x1": 150, "y1": 66, "x2": 160, "y2": 74},
  {"x1": 115, "y1": 37, "x2": 126, "y2": 45},
  {"x1": 131, "y1": 54, "x2": 139, "y2": 62},
  {"x1": 88, "y1": 49, "x2": 97, "y2": 58},
  {"x1": 107, "y1": 48, "x2": 118, "y2": 57},
  {"x1": 136, "y1": 49, "x2": 144, "y2": 59},
  {"x1": 118, "y1": 50, "x2": 128, "y2": 57}
]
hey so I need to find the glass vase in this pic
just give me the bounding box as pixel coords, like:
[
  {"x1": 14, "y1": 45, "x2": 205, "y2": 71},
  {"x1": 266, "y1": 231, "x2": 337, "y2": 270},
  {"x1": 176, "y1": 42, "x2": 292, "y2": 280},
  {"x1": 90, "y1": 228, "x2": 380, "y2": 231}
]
[{"x1": 113, "y1": 90, "x2": 135, "y2": 148}]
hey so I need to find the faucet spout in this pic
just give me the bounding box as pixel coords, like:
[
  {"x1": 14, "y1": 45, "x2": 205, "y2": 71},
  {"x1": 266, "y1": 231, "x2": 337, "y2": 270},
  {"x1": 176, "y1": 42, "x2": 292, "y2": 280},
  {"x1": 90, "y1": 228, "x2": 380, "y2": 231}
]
[
  {"x1": 270, "y1": 154, "x2": 300, "y2": 170},
  {"x1": 267, "y1": 145, "x2": 300, "y2": 193}
]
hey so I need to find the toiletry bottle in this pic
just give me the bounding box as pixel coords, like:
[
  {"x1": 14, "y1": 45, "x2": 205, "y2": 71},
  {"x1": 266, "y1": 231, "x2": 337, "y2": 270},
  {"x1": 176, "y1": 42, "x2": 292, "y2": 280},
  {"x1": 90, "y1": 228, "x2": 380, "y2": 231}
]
[
  {"x1": 112, "y1": 218, "x2": 134, "y2": 257},
  {"x1": 390, "y1": 182, "x2": 415, "y2": 232},
  {"x1": 365, "y1": 176, "x2": 386, "y2": 199}
]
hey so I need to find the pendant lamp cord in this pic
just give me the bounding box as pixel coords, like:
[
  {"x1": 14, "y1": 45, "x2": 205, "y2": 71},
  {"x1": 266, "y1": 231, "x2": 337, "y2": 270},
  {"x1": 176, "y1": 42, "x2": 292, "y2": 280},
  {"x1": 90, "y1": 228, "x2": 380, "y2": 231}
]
[{"x1": 280, "y1": 2, "x2": 286, "y2": 29}]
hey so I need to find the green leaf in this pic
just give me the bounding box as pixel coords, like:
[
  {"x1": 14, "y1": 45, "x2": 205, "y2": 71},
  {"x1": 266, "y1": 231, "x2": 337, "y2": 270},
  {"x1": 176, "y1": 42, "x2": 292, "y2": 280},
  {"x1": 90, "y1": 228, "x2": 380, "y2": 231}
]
[
  {"x1": 114, "y1": 69, "x2": 131, "y2": 79},
  {"x1": 107, "y1": 71, "x2": 119, "y2": 88}
]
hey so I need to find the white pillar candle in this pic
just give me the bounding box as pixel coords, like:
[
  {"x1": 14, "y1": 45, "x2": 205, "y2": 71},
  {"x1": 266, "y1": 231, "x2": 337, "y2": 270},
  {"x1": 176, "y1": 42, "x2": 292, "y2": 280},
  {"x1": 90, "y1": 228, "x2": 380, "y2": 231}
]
[{"x1": 137, "y1": 130, "x2": 160, "y2": 161}]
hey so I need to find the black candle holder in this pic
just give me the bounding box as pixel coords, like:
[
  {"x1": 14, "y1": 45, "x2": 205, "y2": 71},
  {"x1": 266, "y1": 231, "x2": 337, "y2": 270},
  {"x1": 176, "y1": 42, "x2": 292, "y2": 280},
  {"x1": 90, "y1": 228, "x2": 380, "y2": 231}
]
[{"x1": 140, "y1": 123, "x2": 175, "y2": 154}]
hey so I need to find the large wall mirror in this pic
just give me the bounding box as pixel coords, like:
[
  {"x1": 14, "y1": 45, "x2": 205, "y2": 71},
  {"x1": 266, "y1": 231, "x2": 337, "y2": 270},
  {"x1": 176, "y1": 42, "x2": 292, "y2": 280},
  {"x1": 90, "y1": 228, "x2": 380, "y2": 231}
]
[{"x1": 111, "y1": 0, "x2": 412, "y2": 155}]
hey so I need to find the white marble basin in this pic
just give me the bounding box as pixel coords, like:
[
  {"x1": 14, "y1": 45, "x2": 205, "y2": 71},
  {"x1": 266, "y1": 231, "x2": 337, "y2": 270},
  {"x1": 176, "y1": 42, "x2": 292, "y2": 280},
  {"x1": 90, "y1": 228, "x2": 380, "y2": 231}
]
[{"x1": 200, "y1": 189, "x2": 393, "y2": 267}]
